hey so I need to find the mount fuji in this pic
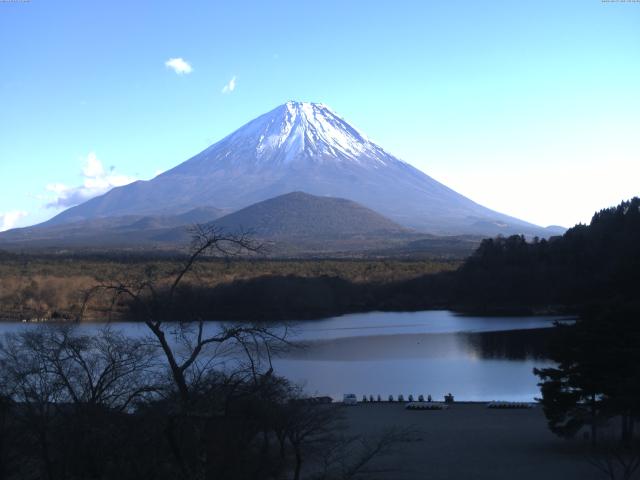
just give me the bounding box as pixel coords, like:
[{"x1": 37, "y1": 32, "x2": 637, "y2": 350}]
[{"x1": 39, "y1": 101, "x2": 554, "y2": 237}]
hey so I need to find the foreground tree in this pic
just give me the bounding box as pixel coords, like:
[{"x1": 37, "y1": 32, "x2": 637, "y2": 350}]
[
  {"x1": 0, "y1": 325, "x2": 158, "y2": 480},
  {"x1": 83, "y1": 225, "x2": 286, "y2": 404},
  {"x1": 82, "y1": 225, "x2": 294, "y2": 480},
  {"x1": 0, "y1": 225, "x2": 411, "y2": 480},
  {"x1": 586, "y1": 435, "x2": 640, "y2": 480},
  {"x1": 535, "y1": 304, "x2": 640, "y2": 446},
  {"x1": 534, "y1": 321, "x2": 608, "y2": 443}
]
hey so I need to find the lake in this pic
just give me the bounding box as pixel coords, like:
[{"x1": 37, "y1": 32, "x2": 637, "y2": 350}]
[
  {"x1": 273, "y1": 311, "x2": 565, "y2": 402},
  {"x1": 0, "y1": 311, "x2": 569, "y2": 402}
]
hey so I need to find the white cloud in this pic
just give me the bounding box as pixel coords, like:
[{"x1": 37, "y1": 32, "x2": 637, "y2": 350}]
[
  {"x1": 165, "y1": 57, "x2": 193, "y2": 75},
  {"x1": 46, "y1": 152, "x2": 137, "y2": 209},
  {"x1": 221, "y1": 75, "x2": 236, "y2": 94},
  {"x1": 0, "y1": 211, "x2": 28, "y2": 232},
  {"x1": 82, "y1": 152, "x2": 105, "y2": 177}
]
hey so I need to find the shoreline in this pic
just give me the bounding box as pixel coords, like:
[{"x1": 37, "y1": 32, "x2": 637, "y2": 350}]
[{"x1": 0, "y1": 305, "x2": 578, "y2": 324}]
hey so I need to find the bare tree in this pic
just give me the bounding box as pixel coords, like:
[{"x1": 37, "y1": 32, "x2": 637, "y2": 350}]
[
  {"x1": 62, "y1": 225, "x2": 411, "y2": 480},
  {"x1": 81, "y1": 225, "x2": 294, "y2": 480},
  {"x1": 587, "y1": 437, "x2": 640, "y2": 480},
  {"x1": 0, "y1": 394, "x2": 17, "y2": 480},
  {"x1": 310, "y1": 426, "x2": 418, "y2": 480},
  {"x1": 0, "y1": 325, "x2": 158, "y2": 480},
  {"x1": 1, "y1": 325, "x2": 158, "y2": 411},
  {"x1": 284, "y1": 402, "x2": 341, "y2": 480},
  {"x1": 81, "y1": 225, "x2": 288, "y2": 405},
  {"x1": 0, "y1": 328, "x2": 69, "y2": 480},
  {"x1": 269, "y1": 389, "x2": 417, "y2": 480}
]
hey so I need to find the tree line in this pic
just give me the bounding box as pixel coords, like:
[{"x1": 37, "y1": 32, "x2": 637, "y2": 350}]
[
  {"x1": 93, "y1": 198, "x2": 639, "y2": 320},
  {"x1": 523, "y1": 199, "x2": 640, "y2": 478}
]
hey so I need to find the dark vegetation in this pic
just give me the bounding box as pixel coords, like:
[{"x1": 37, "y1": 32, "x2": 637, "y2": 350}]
[
  {"x1": 464, "y1": 328, "x2": 554, "y2": 360},
  {"x1": 0, "y1": 326, "x2": 408, "y2": 480},
  {"x1": 119, "y1": 197, "x2": 640, "y2": 320},
  {"x1": 0, "y1": 226, "x2": 410, "y2": 480},
  {"x1": 535, "y1": 304, "x2": 640, "y2": 443},
  {"x1": 534, "y1": 304, "x2": 640, "y2": 480},
  {"x1": 449, "y1": 197, "x2": 640, "y2": 311},
  {"x1": 424, "y1": 197, "x2": 640, "y2": 478},
  {"x1": 0, "y1": 198, "x2": 638, "y2": 478},
  {"x1": 526, "y1": 198, "x2": 640, "y2": 478},
  {"x1": 0, "y1": 255, "x2": 459, "y2": 322},
  {"x1": 2, "y1": 198, "x2": 638, "y2": 321},
  {"x1": 372, "y1": 197, "x2": 639, "y2": 315}
]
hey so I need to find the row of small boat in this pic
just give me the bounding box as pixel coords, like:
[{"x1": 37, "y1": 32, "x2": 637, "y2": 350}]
[
  {"x1": 487, "y1": 401, "x2": 534, "y2": 409},
  {"x1": 406, "y1": 402, "x2": 448, "y2": 410},
  {"x1": 360, "y1": 394, "x2": 434, "y2": 403}
]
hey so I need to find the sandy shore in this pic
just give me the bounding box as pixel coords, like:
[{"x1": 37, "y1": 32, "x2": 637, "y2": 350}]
[{"x1": 340, "y1": 403, "x2": 599, "y2": 480}]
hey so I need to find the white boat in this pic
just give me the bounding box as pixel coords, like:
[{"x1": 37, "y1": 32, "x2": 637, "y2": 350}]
[{"x1": 343, "y1": 393, "x2": 358, "y2": 405}]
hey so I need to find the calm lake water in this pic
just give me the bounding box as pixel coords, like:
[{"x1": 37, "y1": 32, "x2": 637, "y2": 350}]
[
  {"x1": 0, "y1": 311, "x2": 570, "y2": 402},
  {"x1": 273, "y1": 311, "x2": 566, "y2": 402}
]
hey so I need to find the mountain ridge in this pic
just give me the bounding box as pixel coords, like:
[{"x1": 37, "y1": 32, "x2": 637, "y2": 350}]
[
  {"x1": 34, "y1": 101, "x2": 556, "y2": 237},
  {"x1": 0, "y1": 192, "x2": 484, "y2": 256}
]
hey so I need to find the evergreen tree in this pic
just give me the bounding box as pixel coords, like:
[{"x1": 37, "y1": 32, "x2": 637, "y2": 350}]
[
  {"x1": 535, "y1": 303, "x2": 640, "y2": 445},
  {"x1": 534, "y1": 321, "x2": 609, "y2": 444}
]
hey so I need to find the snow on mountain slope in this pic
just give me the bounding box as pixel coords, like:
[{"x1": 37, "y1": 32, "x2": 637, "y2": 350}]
[
  {"x1": 169, "y1": 101, "x2": 398, "y2": 173},
  {"x1": 247, "y1": 101, "x2": 386, "y2": 165},
  {"x1": 40, "y1": 101, "x2": 549, "y2": 236}
]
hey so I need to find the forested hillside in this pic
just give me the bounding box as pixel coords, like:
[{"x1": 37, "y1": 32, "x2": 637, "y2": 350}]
[{"x1": 449, "y1": 197, "x2": 640, "y2": 311}]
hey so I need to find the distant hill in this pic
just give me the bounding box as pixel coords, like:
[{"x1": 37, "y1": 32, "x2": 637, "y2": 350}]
[
  {"x1": 148, "y1": 192, "x2": 432, "y2": 256},
  {"x1": 0, "y1": 191, "x2": 483, "y2": 257},
  {"x1": 119, "y1": 207, "x2": 225, "y2": 231},
  {"x1": 211, "y1": 192, "x2": 409, "y2": 238},
  {"x1": 0, "y1": 206, "x2": 224, "y2": 248}
]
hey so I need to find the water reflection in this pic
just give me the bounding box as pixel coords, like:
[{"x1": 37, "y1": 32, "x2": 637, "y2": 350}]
[
  {"x1": 282, "y1": 328, "x2": 554, "y2": 362},
  {"x1": 286, "y1": 310, "x2": 567, "y2": 340},
  {"x1": 463, "y1": 328, "x2": 554, "y2": 360}
]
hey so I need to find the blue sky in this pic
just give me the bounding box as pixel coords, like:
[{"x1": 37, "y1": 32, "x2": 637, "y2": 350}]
[{"x1": 1, "y1": 0, "x2": 639, "y2": 231}]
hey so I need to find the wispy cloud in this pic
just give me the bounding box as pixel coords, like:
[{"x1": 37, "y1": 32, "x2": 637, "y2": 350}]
[
  {"x1": 221, "y1": 75, "x2": 237, "y2": 94},
  {"x1": 46, "y1": 152, "x2": 137, "y2": 209},
  {"x1": 165, "y1": 57, "x2": 193, "y2": 75},
  {"x1": 0, "y1": 211, "x2": 28, "y2": 232}
]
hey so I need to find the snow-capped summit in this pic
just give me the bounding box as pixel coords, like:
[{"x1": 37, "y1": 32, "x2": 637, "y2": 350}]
[
  {"x1": 250, "y1": 101, "x2": 382, "y2": 165},
  {"x1": 177, "y1": 101, "x2": 396, "y2": 173},
  {"x1": 42, "y1": 101, "x2": 549, "y2": 236}
]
